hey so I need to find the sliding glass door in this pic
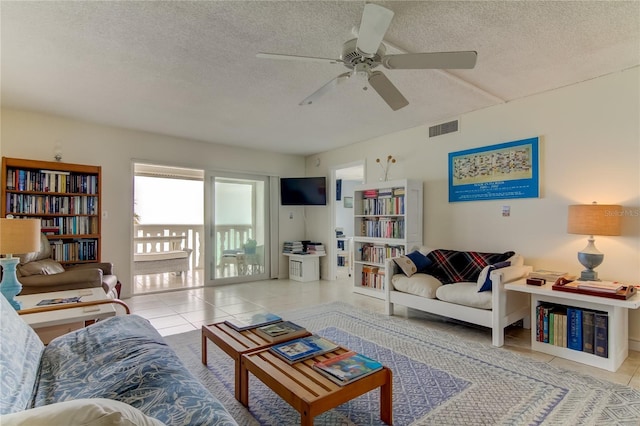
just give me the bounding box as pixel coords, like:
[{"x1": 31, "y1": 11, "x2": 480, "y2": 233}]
[{"x1": 204, "y1": 171, "x2": 269, "y2": 285}]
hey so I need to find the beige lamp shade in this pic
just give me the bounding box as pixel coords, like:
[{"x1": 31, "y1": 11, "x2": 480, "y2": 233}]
[
  {"x1": 567, "y1": 204, "x2": 622, "y2": 236},
  {"x1": 0, "y1": 218, "x2": 41, "y2": 255}
]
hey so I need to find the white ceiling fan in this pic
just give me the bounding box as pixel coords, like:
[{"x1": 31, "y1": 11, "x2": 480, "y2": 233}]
[{"x1": 257, "y1": 3, "x2": 477, "y2": 111}]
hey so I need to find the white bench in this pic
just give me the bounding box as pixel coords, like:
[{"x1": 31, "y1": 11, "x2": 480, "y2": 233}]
[{"x1": 134, "y1": 236, "x2": 192, "y2": 276}]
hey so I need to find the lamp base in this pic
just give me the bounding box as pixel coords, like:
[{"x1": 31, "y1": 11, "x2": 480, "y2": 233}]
[
  {"x1": 0, "y1": 257, "x2": 23, "y2": 310},
  {"x1": 579, "y1": 269, "x2": 600, "y2": 281},
  {"x1": 577, "y1": 238, "x2": 604, "y2": 282}
]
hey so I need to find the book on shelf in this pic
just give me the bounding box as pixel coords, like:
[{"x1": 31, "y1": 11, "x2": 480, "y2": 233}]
[
  {"x1": 253, "y1": 321, "x2": 308, "y2": 343},
  {"x1": 224, "y1": 312, "x2": 282, "y2": 332},
  {"x1": 36, "y1": 296, "x2": 81, "y2": 306},
  {"x1": 312, "y1": 351, "x2": 383, "y2": 385},
  {"x1": 576, "y1": 281, "x2": 624, "y2": 293},
  {"x1": 269, "y1": 334, "x2": 339, "y2": 364},
  {"x1": 594, "y1": 313, "x2": 608, "y2": 358},
  {"x1": 567, "y1": 308, "x2": 583, "y2": 351},
  {"x1": 582, "y1": 311, "x2": 596, "y2": 354}
]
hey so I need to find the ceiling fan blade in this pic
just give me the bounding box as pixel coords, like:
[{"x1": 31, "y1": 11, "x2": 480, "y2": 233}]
[
  {"x1": 299, "y1": 72, "x2": 351, "y2": 106},
  {"x1": 368, "y1": 71, "x2": 408, "y2": 111},
  {"x1": 356, "y1": 4, "x2": 394, "y2": 56},
  {"x1": 382, "y1": 51, "x2": 478, "y2": 69},
  {"x1": 256, "y1": 52, "x2": 342, "y2": 65}
]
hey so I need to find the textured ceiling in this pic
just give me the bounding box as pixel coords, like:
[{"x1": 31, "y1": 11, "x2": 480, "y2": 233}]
[{"x1": 2, "y1": 1, "x2": 639, "y2": 155}]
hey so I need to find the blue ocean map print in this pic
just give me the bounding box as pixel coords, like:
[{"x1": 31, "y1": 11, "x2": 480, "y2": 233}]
[{"x1": 448, "y1": 136, "x2": 540, "y2": 202}]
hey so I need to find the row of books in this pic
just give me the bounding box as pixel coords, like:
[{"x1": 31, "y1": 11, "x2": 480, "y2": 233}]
[
  {"x1": 6, "y1": 169, "x2": 99, "y2": 194},
  {"x1": 361, "y1": 265, "x2": 385, "y2": 290},
  {"x1": 360, "y1": 195, "x2": 405, "y2": 216},
  {"x1": 358, "y1": 243, "x2": 404, "y2": 264},
  {"x1": 536, "y1": 303, "x2": 608, "y2": 358},
  {"x1": 222, "y1": 313, "x2": 382, "y2": 385},
  {"x1": 361, "y1": 187, "x2": 404, "y2": 199},
  {"x1": 5, "y1": 194, "x2": 99, "y2": 215},
  {"x1": 50, "y1": 239, "x2": 98, "y2": 262},
  {"x1": 359, "y1": 217, "x2": 405, "y2": 239},
  {"x1": 40, "y1": 216, "x2": 99, "y2": 236}
]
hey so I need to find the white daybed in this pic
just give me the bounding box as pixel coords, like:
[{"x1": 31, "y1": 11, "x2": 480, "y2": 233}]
[{"x1": 384, "y1": 247, "x2": 532, "y2": 347}]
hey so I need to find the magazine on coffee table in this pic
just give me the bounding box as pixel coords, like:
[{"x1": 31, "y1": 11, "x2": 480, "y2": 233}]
[
  {"x1": 312, "y1": 351, "x2": 383, "y2": 385},
  {"x1": 269, "y1": 334, "x2": 339, "y2": 364},
  {"x1": 254, "y1": 321, "x2": 308, "y2": 343},
  {"x1": 224, "y1": 312, "x2": 282, "y2": 331}
]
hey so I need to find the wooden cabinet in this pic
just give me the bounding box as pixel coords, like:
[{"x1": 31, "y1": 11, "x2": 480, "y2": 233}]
[
  {"x1": 352, "y1": 179, "x2": 423, "y2": 299},
  {"x1": 2, "y1": 157, "x2": 102, "y2": 265}
]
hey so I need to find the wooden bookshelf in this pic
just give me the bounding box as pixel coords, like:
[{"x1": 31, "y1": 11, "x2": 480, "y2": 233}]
[
  {"x1": 351, "y1": 179, "x2": 423, "y2": 299},
  {"x1": 2, "y1": 157, "x2": 101, "y2": 265}
]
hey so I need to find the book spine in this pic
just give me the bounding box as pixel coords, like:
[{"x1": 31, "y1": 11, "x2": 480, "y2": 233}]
[
  {"x1": 594, "y1": 313, "x2": 609, "y2": 358},
  {"x1": 543, "y1": 306, "x2": 550, "y2": 343},
  {"x1": 567, "y1": 308, "x2": 582, "y2": 351},
  {"x1": 549, "y1": 312, "x2": 555, "y2": 345},
  {"x1": 582, "y1": 311, "x2": 595, "y2": 354}
]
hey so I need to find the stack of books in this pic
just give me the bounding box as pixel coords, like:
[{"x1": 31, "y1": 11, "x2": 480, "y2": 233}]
[
  {"x1": 362, "y1": 189, "x2": 378, "y2": 199},
  {"x1": 269, "y1": 334, "x2": 339, "y2": 364},
  {"x1": 528, "y1": 270, "x2": 570, "y2": 282},
  {"x1": 306, "y1": 242, "x2": 325, "y2": 255},
  {"x1": 283, "y1": 241, "x2": 304, "y2": 254},
  {"x1": 312, "y1": 351, "x2": 383, "y2": 385}
]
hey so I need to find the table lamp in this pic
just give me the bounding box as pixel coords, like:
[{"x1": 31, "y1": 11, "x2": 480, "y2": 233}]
[
  {"x1": 567, "y1": 202, "x2": 621, "y2": 281},
  {"x1": 0, "y1": 218, "x2": 41, "y2": 309}
]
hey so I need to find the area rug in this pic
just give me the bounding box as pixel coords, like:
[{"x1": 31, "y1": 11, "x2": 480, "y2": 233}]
[{"x1": 164, "y1": 302, "x2": 640, "y2": 425}]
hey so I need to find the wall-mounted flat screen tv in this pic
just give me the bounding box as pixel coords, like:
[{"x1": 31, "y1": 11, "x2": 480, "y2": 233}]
[{"x1": 280, "y1": 177, "x2": 327, "y2": 206}]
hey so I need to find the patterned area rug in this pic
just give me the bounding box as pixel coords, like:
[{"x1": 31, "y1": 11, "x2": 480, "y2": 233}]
[{"x1": 164, "y1": 302, "x2": 640, "y2": 425}]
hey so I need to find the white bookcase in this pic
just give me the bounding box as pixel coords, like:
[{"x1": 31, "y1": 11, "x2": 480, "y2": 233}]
[{"x1": 352, "y1": 179, "x2": 423, "y2": 299}]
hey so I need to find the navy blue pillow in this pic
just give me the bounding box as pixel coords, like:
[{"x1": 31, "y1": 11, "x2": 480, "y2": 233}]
[
  {"x1": 478, "y1": 260, "x2": 511, "y2": 292},
  {"x1": 406, "y1": 250, "x2": 432, "y2": 272}
]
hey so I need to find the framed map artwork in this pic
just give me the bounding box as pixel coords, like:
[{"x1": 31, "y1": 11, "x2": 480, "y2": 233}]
[{"x1": 448, "y1": 137, "x2": 539, "y2": 202}]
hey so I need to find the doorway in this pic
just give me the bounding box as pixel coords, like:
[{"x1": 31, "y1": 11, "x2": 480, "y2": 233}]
[
  {"x1": 132, "y1": 163, "x2": 204, "y2": 294},
  {"x1": 205, "y1": 171, "x2": 270, "y2": 285},
  {"x1": 329, "y1": 161, "x2": 365, "y2": 281}
]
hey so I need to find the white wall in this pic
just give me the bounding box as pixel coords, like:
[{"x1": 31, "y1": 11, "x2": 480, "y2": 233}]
[
  {"x1": 307, "y1": 68, "x2": 640, "y2": 341},
  {"x1": 1, "y1": 109, "x2": 306, "y2": 297}
]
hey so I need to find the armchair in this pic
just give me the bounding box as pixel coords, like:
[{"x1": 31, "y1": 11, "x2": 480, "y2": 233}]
[{"x1": 7, "y1": 234, "x2": 121, "y2": 298}]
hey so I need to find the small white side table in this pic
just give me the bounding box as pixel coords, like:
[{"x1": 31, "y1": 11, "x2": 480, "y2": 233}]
[
  {"x1": 283, "y1": 253, "x2": 325, "y2": 282},
  {"x1": 16, "y1": 287, "x2": 116, "y2": 343},
  {"x1": 504, "y1": 279, "x2": 640, "y2": 372}
]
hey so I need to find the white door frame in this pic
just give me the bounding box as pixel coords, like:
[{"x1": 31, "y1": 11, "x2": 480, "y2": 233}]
[{"x1": 328, "y1": 160, "x2": 365, "y2": 281}]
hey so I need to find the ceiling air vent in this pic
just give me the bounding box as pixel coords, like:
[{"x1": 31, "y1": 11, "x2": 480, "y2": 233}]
[{"x1": 429, "y1": 120, "x2": 459, "y2": 138}]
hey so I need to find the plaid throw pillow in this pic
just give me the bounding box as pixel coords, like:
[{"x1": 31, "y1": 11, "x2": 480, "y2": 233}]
[{"x1": 424, "y1": 249, "x2": 515, "y2": 284}]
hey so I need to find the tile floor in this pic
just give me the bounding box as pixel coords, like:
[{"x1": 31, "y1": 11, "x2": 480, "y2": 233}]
[{"x1": 125, "y1": 275, "x2": 640, "y2": 389}]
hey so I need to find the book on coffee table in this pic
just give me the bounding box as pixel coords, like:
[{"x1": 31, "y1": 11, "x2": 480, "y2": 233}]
[
  {"x1": 312, "y1": 351, "x2": 383, "y2": 385},
  {"x1": 36, "y1": 296, "x2": 82, "y2": 306},
  {"x1": 269, "y1": 334, "x2": 339, "y2": 364},
  {"x1": 224, "y1": 312, "x2": 282, "y2": 332},
  {"x1": 254, "y1": 321, "x2": 308, "y2": 343}
]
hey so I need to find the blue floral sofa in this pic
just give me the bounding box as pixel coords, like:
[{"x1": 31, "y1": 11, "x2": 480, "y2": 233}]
[{"x1": 0, "y1": 295, "x2": 237, "y2": 425}]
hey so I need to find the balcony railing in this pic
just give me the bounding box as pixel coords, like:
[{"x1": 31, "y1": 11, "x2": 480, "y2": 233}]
[{"x1": 133, "y1": 224, "x2": 253, "y2": 271}]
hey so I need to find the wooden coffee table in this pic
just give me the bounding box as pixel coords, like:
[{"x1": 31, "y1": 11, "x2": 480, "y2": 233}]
[
  {"x1": 201, "y1": 321, "x2": 311, "y2": 401},
  {"x1": 240, "y1": 347, "x2": 393, "y2": 426}
]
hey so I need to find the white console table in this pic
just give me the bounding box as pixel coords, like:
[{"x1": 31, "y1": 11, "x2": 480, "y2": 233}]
[
  {"x1": 284, "y1": 253, "x2": 325, "y2": 282},
  {"x1": 505, "y1": 279, "x2": 640, "y2": 372}
]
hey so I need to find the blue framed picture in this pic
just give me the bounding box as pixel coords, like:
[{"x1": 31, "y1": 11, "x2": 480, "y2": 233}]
[
  {"x1": 336, "y1": 179, "x2": 342, "y2": 201},
  {"x1": 448, "y1": 137, "x2": 539, "y2": 202}
]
